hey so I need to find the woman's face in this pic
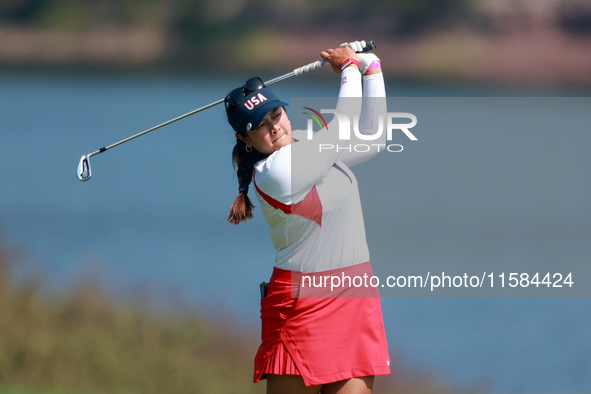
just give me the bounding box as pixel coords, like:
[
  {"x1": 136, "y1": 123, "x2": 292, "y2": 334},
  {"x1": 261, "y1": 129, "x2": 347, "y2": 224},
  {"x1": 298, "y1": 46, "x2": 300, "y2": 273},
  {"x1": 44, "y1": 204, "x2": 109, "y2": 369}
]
[{"x1": 237, "y1": 107, "x2": 292, "y2": 155}]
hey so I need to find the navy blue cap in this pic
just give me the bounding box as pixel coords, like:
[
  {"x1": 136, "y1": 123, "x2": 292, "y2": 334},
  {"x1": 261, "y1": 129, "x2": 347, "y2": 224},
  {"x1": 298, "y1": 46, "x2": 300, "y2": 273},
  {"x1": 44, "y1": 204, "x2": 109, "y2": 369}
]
[{"x1": 228, "y1": 87, "x2": 288, "y2": 133}]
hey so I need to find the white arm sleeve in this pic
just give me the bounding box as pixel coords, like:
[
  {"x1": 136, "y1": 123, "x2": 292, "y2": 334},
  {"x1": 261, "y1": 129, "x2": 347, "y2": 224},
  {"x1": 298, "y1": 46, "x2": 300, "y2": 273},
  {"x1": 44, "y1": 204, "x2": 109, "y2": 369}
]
[{"x1": 339, "y1": 72, "x2": 387, "y2": 167}]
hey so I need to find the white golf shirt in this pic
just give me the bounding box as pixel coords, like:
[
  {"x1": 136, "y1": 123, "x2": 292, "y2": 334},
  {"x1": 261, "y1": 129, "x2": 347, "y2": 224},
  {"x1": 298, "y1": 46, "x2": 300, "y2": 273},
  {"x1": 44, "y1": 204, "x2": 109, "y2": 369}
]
[{"x1": 253, "y1": 69, "x2": 387, "y2": 272}]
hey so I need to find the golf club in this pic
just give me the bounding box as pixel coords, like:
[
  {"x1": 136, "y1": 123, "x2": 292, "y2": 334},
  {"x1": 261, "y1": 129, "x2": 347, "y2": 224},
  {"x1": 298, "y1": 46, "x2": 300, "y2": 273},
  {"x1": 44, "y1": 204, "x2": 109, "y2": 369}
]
[{"x1": 76, "y1": 40, "x2": 377, "y2": 181}]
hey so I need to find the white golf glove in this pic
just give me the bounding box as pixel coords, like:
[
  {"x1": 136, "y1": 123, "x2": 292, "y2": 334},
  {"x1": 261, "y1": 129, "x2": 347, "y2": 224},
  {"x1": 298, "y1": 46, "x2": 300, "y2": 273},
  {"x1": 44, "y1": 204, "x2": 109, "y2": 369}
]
[
  {"x1": 340, "y1": 40, "x2": 367, "y2": 53},
  {"x1": 340, "y1": 40, "x2": 381, "y2": 75}
]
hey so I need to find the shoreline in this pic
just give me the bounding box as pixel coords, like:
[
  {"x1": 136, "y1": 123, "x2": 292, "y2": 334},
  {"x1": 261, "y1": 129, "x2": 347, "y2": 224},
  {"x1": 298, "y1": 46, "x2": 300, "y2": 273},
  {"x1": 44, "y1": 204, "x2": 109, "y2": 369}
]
[{"x1": 1, "y1": 26, "x2": 591, "y2": 86}]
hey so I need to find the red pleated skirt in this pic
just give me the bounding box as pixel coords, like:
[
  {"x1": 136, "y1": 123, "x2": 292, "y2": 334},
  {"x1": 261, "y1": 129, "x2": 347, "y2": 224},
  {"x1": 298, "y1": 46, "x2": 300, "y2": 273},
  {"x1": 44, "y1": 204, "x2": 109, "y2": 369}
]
[{"x1": 254, "y1": 262, "x2": 391, "y2": 386}]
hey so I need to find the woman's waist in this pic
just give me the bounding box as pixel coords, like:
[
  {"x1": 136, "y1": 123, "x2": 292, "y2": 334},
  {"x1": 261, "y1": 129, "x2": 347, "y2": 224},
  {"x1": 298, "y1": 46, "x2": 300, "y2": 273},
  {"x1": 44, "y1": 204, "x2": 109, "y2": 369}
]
[
  {"x1": 274, "y1": 247, "x2": 370, "y2": 273},
  {"x1": 270, "y1": 261, "x2": 372, "y2": 282}
]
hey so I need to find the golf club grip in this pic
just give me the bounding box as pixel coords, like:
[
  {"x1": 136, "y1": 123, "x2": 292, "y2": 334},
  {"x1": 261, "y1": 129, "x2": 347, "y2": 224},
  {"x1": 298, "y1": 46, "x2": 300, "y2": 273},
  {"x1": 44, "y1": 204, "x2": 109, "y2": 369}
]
[
  {"x1": 292, "y1": 60, "x2": 326, "y2": 76},
  {"x1": 292, "y1": 40, "x2": 376, "y2": 76}
]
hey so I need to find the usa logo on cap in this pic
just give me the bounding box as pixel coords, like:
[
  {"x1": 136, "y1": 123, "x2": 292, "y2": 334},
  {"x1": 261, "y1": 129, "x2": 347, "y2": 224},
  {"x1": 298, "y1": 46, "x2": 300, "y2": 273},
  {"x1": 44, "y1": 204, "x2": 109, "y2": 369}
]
[{"x1": 244, "y1": 93, "x2": 268, "y2": 111}]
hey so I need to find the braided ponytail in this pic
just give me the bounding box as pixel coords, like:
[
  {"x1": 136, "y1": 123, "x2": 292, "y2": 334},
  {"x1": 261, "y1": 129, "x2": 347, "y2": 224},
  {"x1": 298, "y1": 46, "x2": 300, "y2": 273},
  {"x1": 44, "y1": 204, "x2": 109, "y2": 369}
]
[{"x1": 227, "y1": 138, "x2": 268, "y2": 225}]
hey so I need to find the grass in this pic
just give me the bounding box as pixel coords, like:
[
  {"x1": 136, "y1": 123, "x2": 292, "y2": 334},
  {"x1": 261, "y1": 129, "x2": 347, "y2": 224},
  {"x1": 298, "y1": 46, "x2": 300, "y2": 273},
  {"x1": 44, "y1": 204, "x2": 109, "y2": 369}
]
[
  {"x1": 0, "y1": 385, "x2": 71, "y2": 394},
  {"x1": 0, "y1": 236, "x2": 263, "y2": 394}
]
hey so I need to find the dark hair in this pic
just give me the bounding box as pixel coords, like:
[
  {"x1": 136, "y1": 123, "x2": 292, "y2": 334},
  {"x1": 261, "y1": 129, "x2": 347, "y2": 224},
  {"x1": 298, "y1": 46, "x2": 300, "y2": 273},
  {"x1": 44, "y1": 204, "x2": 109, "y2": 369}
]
[
  {"x1": 227, "y1": 135, "x2": 268, "y2": 225},
  {"x1": 224, "y1": 78, "x2": 285, "y2": 225}
]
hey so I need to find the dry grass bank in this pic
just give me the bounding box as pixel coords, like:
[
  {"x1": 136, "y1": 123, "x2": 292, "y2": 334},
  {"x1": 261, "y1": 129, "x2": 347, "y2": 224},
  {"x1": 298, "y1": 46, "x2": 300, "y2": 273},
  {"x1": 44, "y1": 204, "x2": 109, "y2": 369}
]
[{"x1": 0, "y1": 237, "x2": 261, "y2": 394}]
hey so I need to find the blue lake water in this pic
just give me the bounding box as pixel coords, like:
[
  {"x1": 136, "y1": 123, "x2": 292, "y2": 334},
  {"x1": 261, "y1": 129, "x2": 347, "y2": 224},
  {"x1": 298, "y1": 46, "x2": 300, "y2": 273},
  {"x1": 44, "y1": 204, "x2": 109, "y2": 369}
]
[{"x1": 1, "y1": 69, "x2": 590, "y2": 393}]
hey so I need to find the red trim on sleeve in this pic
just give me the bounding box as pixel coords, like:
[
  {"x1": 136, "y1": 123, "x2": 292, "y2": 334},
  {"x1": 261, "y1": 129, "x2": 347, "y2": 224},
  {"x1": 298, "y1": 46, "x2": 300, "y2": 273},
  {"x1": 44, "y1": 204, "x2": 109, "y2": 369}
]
[
  {"x1": 253, "y1": 175, "x2": 323, "y2": 227},
  {"x1": 253, "y1": 179, "x2": 291, "y2": 214}
]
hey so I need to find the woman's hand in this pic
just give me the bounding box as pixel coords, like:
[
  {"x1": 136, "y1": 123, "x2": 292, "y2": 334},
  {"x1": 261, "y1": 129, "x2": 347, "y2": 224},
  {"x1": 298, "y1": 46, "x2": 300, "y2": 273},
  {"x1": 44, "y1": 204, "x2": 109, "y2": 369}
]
[
  {"x1": 320, "y1": 46, "x2": 359, "y2": 74},
  {"x1": 340, "y1": 41, "x2": 381, "y2": 76}
]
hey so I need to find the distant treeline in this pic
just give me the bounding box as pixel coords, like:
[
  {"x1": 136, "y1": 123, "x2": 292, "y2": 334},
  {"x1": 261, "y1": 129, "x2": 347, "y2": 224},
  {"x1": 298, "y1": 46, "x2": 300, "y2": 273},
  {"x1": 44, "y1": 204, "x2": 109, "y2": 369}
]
[
  {"x1": 0, "y1": 0, "x2": 472, "y2": 38},
  {"x1": 2, "y1": 0, "x2": 590, "y2": 42},
  {"x1": 2, "y1": 0, "x2": 590, "y2": 71}
]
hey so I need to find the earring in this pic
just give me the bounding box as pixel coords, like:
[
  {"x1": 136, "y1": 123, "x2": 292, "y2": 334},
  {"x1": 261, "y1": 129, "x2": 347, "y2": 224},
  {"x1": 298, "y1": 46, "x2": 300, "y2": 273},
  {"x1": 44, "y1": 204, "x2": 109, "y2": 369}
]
[{"x1": 245, "y1": 145, "x2": 253, "y2": 153}]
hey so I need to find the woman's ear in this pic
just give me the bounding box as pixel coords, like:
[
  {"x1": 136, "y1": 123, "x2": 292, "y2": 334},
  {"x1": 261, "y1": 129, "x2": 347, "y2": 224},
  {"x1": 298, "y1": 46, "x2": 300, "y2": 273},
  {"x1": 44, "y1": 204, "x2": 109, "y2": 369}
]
[{"x1": 235, "y1": 133, "x2": 250, "y2": 145}]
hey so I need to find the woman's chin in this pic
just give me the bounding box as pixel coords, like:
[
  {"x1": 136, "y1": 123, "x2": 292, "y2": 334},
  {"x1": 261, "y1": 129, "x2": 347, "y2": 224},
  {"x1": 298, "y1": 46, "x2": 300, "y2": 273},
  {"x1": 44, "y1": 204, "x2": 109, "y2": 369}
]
[{"x1": 274, "y1": 133, "x2": 291, "y2": 148}]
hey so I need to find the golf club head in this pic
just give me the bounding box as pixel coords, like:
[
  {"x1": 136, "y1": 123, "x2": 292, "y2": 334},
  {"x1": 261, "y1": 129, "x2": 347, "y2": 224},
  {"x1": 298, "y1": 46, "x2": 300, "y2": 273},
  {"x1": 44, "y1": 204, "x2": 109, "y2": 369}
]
[{"x1": 77, "y1": 155, "x2": 91, "y2": 181}]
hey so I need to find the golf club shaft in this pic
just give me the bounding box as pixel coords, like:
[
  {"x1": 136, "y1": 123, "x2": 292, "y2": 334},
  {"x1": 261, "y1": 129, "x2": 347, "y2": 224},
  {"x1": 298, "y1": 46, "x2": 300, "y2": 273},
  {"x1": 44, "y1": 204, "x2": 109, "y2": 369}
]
[
  {"x1": 85, "y1": 40, "x2": 376, "y2": 158},
  {"x1": 87, "y1": 98, "x2": 224, "y2": 158},
  {"x1": 88, "y1": 62, "x2": 323, "y2": 158},
  {"x1": 74, "y1": 58, "x2": 333, "y2": 181}
]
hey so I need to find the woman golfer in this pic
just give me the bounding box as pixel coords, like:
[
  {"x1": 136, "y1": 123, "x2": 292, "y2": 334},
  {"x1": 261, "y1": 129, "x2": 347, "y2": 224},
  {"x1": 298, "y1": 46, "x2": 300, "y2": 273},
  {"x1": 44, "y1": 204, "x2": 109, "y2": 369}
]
[{"x1": 224, "y1": 42, "x2": 389, "y2": 394}]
